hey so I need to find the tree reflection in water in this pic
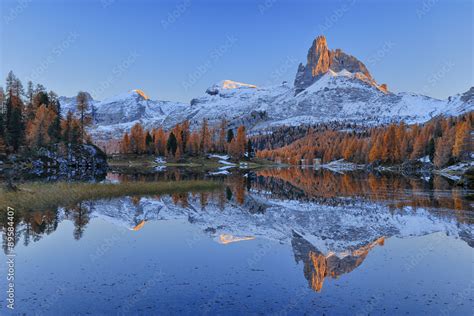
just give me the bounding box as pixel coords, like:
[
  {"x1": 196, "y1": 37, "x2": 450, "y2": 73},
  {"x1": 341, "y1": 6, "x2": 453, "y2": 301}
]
[{"x1": 1, "y1": 167, "x2": 472, "y2": 293}]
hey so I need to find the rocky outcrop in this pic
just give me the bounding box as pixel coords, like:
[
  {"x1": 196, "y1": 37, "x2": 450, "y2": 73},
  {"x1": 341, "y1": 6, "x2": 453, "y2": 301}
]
[
  {"x1": 11, "y1": 144, "x2": 108, "y2": 181},
  {"x1": 294, "y1": 35, "x2": 379, "y2": 93},
  {"x1": 460, "y1": 87, "x2": 474, "y2": 103}
]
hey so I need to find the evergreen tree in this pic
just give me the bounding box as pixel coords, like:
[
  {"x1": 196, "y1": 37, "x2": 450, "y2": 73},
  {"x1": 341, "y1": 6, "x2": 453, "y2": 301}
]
[
  {"x1": 145, "y1": 131, "x2": 153, "y2": 154},
  {"x1": 0, "y1": 87, "x2": 5, "y2": 113},
  {"x1": 427, "y1": 138, "x2": 435, "y2": 162},
  {"x1": 76, "y1": 91, "x2": 90, "y2": 143},
  {"x1": 47, "y1": 92, "x2": 62, "y2": 143},
  {"x1": 26, "y1": 81, "x2": 34, "y2": 104},
  {"x1": 227, "y1": 128, "x2": 234, "y2": 143},
  {"x1": 0, "y1": 87, "x2": 4, "y2": 140},
  {"x1": 200, "y1": 119, "x2": 211, "y2": 154},
  {"x1": 167, "y1": 132, "x2": 178, "y2": 156},
  {"x1": 4, "y1": 72, "x2": 25, "y2": 151},
  {"x1": 5, "y1": 71, "x2": 24, "y2": 98},
  {"x1": 5, "y1": 95, "x2": 24, "y2": 151},
  {"x1": 0, "y1": 107, "x2": 5, "y2": 157},
  {"x1": 247, "y1": 139, "x2": 253, "y2": 158}
]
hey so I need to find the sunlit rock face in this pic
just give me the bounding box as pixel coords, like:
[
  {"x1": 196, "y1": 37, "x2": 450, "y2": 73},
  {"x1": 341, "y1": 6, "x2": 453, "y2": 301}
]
[
  {"x1": 294, "y1": 35, "x2": 379, "y2": 93},
  {"x1": 133, "y1": 89, "x2": 149, "y2": 100}
]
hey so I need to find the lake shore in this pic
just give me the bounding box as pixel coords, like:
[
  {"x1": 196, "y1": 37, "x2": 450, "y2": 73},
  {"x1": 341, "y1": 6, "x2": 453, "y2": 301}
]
[{"x1": 0, "y1": 180, "x2": 221, "y2": 211}]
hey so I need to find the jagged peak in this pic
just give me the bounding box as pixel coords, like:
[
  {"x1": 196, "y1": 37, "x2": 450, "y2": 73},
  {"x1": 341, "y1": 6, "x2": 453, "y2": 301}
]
[{"x1": 295, "y1": 35, "x2": 377, "y2": 92}]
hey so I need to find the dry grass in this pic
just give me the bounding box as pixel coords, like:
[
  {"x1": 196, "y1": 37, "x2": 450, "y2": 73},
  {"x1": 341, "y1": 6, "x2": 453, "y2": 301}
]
[{"x1": 0, "y1": 180, "x2": 221, "y2": 211}]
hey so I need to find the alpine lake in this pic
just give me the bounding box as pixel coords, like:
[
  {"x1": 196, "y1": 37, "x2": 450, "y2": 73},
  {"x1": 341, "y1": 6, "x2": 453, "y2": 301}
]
[{"x1": 0, "y1": 161, "x2": 472, "y2": 315}]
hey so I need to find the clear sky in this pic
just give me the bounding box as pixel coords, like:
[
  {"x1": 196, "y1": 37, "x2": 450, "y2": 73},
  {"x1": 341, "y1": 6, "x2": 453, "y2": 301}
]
[{"x1": 1, "y1": 0, "x2": 472, "y2": 102}]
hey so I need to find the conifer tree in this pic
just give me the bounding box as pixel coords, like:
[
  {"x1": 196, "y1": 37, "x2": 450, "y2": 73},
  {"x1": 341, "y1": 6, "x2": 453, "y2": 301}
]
[
  {"x1": 167, "y1": 132, "x2": 178, "y2": 156},
  {"x1": 130, "y1": 123, "x2": 145, "y2": 154},
  {"x1": 76, "y1": 91, "x2": 90, "y2": 143},
  {"x1": 26, "y1": 105, "x2": 54, "y2": 148},
  {"x1": 48, "y1": 93, "x2": 62, "y2": 143},
  {"x1": 4, "y1": 72, "x2": 25, "y2": 151},
  {"x1": 153, "y1": 128, "x2": 167, "y2": 156},
  {"x1": 227, "y1": 128, "x2": 234, "y2": 143},
  {"x1": 145, "y1": 131, "x2": 154, "y2": 154},
  {"x1": 5, "y1": 94, "x2": 24, "y2": 151},
  {"x1": 218, "y1": 118, "x2": 227, "y2": 152},
  {"x1": 247, "y1": 139, "x2": 253, "y2": 158},
  {"x1": 121, "y1": 132, "x2": 131, "y2": 154},
  {"x1": 452, "y1": 121, "x2": 470, "y2": 160},
  {"x1": 200, "y1": 119, "x2": 211, "y2": 154}
]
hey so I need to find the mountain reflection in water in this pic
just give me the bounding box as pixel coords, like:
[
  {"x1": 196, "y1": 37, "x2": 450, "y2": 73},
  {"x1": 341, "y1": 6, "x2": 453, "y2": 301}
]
[
  {"x1": 292, "y1": 232, "x2": 385, "y2": 292},
  {"x1": 1, "y1": 167, "x2": 473, "y2": 295}
]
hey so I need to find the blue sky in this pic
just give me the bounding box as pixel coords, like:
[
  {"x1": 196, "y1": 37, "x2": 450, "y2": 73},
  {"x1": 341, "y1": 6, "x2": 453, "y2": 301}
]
[{"x1": 1, "y1": 0, "x2": 472, "y2": 102}]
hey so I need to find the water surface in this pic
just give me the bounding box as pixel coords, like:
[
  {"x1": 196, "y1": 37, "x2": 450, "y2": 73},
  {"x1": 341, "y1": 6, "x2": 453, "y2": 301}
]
[{"x1": 1, "y1": 167, "x2": 473, "y2": 315}]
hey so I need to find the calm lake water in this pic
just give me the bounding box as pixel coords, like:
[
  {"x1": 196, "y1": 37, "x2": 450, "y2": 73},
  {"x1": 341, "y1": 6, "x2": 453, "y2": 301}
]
[{"x1": 1, "y1": 167, "x2": 473, "y2": 315}]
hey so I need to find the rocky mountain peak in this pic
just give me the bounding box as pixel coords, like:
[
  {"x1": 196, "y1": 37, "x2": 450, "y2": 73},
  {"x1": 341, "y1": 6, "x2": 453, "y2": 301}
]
[
  {"x1": 133, "y1": 89, "x2": 149, "y2": 100},
  {"x1": 294, "y1": 35, "x2": 376, "y2": 93},
  {"x1": 308, "y1": 35, "x2": 331, "y2": 77}
]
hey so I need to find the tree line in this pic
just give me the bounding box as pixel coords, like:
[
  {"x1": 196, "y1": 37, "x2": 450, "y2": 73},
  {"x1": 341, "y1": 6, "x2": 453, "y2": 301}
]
[
  {"x1": 0, "y1": 71, "x2": 93, "y2": 156},
  {"x1": 257, "y1": 113, "x2": 472, "y2": 168},
  {"x1": 251, "y1": 121, "x2": 365, "y2": 151},
  {"x1": 119, "y1": 118, "x2": 253, "y2": 160}
]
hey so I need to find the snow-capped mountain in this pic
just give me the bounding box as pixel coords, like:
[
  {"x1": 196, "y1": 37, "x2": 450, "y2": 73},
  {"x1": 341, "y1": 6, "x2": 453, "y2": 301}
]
[
  {"x1": 59, "y1": 89, "x2": 188, "y2": 139},
  {"x1": 59, "y1": 91, "x2": 97, "y2": 116},
  {"x1": 59, "y1": 36, "x2": 473, "y2": 140}
]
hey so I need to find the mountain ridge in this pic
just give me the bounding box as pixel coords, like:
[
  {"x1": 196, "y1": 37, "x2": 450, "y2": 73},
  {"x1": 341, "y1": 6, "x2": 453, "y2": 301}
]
[{"x1": 58, "y1": 36, "x2": 473, "y2": 141}]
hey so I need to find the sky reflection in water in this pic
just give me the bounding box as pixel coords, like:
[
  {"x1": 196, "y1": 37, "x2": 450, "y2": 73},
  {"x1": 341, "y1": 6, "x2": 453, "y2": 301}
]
[{"x1": 0, "y1": 168, "x2": 473, "y2": 314}]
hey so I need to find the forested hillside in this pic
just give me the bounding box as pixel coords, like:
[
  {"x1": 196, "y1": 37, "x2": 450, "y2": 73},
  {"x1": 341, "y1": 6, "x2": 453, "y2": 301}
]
[{"x1": 257, "y1": 113, "x2": 473, "y2": 168}]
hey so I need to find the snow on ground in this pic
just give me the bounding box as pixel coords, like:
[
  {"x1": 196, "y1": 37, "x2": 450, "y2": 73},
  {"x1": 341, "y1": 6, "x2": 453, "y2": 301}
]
[
  {"x1": 209, "y1": 170, "x2": 231, "y2": 176},
  {"x1": 208, "y1": 154, "x2": 236, "y2": 166},
  {"x1": 219, "y1": 160, "x2": 235, "y2": 166},
  {"x1": 155, "y1": 156, "x2": 166, "y2": 164},
  {"x1": 418, "y1": 155, "x2": 431, "y2": 163},
  {"x1": 437, "y1": 161, "x2": 474, "y2": 181},
  {"x1": 209, "y1": 165, "x2": 234, "y2": 176},
  {"x1": 321, "y1": 159, "x2": 364, "y2": 172},
  {"x1": 209, "y1": 154, "x2": 229, "y2": 160}
]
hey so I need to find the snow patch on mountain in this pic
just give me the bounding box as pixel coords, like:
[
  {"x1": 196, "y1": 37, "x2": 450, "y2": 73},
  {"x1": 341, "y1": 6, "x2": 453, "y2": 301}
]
[{"x1": 60, "y1": 89, "x2": 188, "y2": 140}]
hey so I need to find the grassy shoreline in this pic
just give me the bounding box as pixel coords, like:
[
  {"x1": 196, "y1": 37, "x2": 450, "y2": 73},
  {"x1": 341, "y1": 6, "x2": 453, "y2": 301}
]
[{"x1": 0, "y1": 180, "x2": 221, "y2": 211}]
